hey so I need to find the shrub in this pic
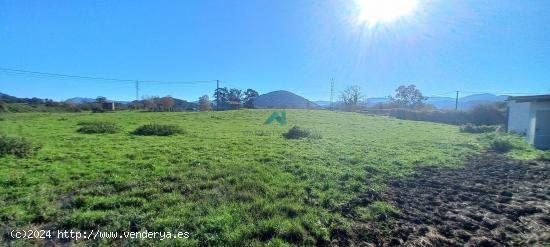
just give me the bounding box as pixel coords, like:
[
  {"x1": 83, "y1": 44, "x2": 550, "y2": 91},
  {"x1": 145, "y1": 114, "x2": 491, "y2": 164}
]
[
  {"x1": 388, "y1": 109, "x2": 471, "y2": 125},
  {"x1": 468, "y1": 103, "x2": 506, "y2": 125},
  {"x1": 283, "y1": 126, "x2": 320, "y2": 139},
  {"x1": 77, "y1": 121, "x2": 120, "y2": 134},
  {"x1": 484, "y1": 134, "x2": 516, "y2": 153},
  {"x1": 375, "y1": 103, "x2": 507, "y2": 126},
  {"x1": 460, "y1": 124, "x2": 500, "y2": 133},
  {"x1": 0, "y1": 135, "x2": 41, "y2": 158},
  {"x1": 489, "y1": 137, "x2": 514, "y2": 153},
  {"x1": 0, "y1": 101, "x2": 7, "y2": 113},
  {"x1": 91, "y1": 107, "x2": 105, "y2": 113},
  {"x1": 132, "y1": 124, "x2": 184, "y2": 136}
]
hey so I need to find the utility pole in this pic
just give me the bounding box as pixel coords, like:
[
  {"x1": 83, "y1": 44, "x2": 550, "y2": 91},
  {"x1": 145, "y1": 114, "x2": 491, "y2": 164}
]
[
  {"x1": 135, "y1": 80, "x2": 139, "y2": 101},
  {"x1": 330, "y1": 78, "x2": 334, "y2": 110},
  {"x1": 455, "y1": 91, "x2": 459, "y2": 110},
  {"x1": 216, "y1": 80, "x2": 220, "y2": 111},
  {"x1": 135, "y1": 80, "x2": 139, "y2": 110}
]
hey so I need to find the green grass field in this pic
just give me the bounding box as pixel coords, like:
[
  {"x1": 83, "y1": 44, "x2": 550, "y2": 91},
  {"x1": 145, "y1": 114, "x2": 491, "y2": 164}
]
[{"x1": 0, "y1": 110, "x2": 543, "y2": 246}]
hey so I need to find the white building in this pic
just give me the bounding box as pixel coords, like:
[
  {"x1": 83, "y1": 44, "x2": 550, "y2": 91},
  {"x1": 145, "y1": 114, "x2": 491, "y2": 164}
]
[{"x1": 507, "y1": 95, "x2": 550, "y2": 149}]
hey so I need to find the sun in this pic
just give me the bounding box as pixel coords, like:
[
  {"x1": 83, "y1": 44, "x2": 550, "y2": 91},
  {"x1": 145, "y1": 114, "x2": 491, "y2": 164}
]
[{"x1": 354, "y1": 0, "x2": 418, "y2": 27}]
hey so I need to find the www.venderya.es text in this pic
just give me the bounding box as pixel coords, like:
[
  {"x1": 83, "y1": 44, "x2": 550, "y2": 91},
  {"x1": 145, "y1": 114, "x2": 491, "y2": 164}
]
[{"x1": 10, "y1": 229, "x2": 190, "y2": 241}]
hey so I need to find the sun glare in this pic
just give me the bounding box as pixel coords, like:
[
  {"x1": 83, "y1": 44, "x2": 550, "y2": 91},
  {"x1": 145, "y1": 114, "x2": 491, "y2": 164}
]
[{"x1": 354, "y1": 0, "x2": 418, "y2": 27}]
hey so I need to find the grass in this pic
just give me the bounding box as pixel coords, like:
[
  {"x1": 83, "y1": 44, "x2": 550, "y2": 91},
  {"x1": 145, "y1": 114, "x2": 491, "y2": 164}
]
[
  {"x1": 477, "y1": 132, "x2": 545, "y2": 159},
  {"x1": 355, "y1": 201, "x2": 399, "y2": 221},
  {"x1": 0, "y1": 110, "x2": 545, "y2": 246}
]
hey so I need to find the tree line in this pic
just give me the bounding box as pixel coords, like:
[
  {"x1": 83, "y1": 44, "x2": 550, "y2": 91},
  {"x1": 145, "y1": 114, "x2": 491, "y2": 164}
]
[
  {"x1": 139, "y1": 87, "x2": 261, "y2": 112},
  {"x1": 197, "y1": 87, "x2": 259, "y2": 111},
  {"x1": 338, "y1": 84, "x2": 427, "y2": 111}
]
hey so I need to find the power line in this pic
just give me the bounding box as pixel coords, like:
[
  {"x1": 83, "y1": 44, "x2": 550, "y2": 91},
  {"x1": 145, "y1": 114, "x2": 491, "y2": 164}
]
[
  {"x1": 0, "y1": 67, "x2": 134, "y2": 83},
  {"x1": 218, "y1": 81, "x2": 245, "y2": 90},
  {"x1": 0, "y1": 67, "x2": 215, "y2": 85}
]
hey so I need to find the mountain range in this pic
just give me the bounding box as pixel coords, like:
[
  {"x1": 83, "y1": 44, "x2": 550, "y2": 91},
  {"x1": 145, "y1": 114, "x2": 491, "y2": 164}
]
[
  {"x1": 2, "y1": 91, "x2": 512, "y2": 110},
  {"x1": 315, "y1": 93, "x2": 509, "y2": 110}
]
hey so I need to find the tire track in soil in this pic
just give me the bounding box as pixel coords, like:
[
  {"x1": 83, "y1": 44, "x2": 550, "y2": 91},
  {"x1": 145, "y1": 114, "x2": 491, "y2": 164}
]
[{"x1": 336, "y1": 153, "x2": 550, "y2": 246}]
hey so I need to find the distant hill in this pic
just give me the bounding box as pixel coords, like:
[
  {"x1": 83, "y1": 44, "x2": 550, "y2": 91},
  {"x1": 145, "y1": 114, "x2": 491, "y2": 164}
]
[
  {"x1": 65, "y1": 97, "x2": 130, "y2": 105},
  {"x1": 460, "y1": 93, "x2": 508, "y2": 102},
  {"x1": 366, "y1": 97, "x2": 391, "y2": 105},
  {"x1": 313, "y1": 100, "x2": 331, "y2": 107},
  {"x1": 427, "y1": 93, "x2": 509, "y2": 110},
  {"x1": 172, "y1": 98, "x2": 197, "y2": 110},
  {"x1": 0, "y1": 91, "x2": 45, "y2": 103},
  {"x1": 65, "y1": 97, "x2": 96, "y2": 104},
  {"x1": 254, "y1": 90, "x2": 319, "y2": 109},
  {"x1": 363, "y1": 93, "x2": 509, "y2": 110},
  {"x1": 0, "y1": 92, "x2": 20, "y2": 102}
]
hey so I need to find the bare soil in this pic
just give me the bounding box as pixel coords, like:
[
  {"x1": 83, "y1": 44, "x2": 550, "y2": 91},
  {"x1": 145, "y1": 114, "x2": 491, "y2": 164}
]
[{"x1": 336, "y1": 153, "x2": 550, "y2": 246}]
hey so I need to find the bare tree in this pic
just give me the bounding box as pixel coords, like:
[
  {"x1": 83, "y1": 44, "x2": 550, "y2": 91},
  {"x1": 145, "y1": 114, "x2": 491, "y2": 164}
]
[
  {"x1": 144, "y1": 96, "x2": 160, "y2": 111},
  {"x1": 340, "y1": 85, "x2": 363, "y2": 106},
  {"x1": 199, "y1": 95, "x2": 212, "y2": 111},
  {"x1": 161, "y1": 96, "x2": 175, "y2": 112}
]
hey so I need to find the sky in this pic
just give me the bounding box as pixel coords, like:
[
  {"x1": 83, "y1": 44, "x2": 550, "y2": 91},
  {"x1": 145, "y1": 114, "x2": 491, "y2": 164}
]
[{"x1": 0, "y1": 0, "x2": 549, "y2": 101}]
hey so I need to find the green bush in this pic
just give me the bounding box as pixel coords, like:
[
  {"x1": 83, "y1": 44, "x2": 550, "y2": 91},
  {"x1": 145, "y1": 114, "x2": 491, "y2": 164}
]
[
  {"x1": 460, "y1": 124, "x2": 500, "y2": 133},
  {"x1": 489, "y1": 138, "x2": 514, "y2": 153},
  {"x1": 132, "y1": 124, "x2": 184, "y2": 136},
  {"x1": 0, "y1": 101, "x2": 8, "y2": 112},
  {"x1": 0, "y1": 135, "x2": 41, "y2": 158},
  {"x1": 485, "y1": 135, "x2": 516, "y2": 153},
  {"x1": 283, "y1": 126, "x2": 320, "y2": 139},
  {"x1": 379, "y1": 103, "x2": 506, "y2": 126},
  {"x1": 468, "y1": 103, "x2": 506, "y2": 125},
  {"x1": 77, "y1": 121, "x2": 120, "y2": 134}
]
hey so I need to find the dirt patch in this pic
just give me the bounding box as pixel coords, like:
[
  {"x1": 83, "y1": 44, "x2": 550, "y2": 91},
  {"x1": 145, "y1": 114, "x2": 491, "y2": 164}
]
[{"x1": 337, "y1": 153, "x2": 550, "y2": 246}]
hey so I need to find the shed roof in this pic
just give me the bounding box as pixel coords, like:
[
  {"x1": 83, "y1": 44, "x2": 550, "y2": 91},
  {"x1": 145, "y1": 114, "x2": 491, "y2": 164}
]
[{"x1": 508, "y1": 94, "x2": 550, "y2": 103}]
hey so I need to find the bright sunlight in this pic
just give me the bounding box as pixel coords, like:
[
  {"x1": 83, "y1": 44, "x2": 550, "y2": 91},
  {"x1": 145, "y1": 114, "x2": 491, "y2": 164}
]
[{"x1": 354, "y1": 0, "x2": 418, "y2": 27}]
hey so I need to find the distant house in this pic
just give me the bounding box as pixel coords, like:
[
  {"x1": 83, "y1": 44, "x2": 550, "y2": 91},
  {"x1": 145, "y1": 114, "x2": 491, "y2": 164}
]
[
  {"x1": 102, "y1": 102, "x2": 115, "y2": 111},
  {"x1": 507, "y1": 95, "x2": 550, "y2": 149}
]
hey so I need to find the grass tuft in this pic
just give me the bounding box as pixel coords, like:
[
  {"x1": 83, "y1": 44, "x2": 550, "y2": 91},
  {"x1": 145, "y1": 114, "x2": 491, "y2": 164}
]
[
  {"x1": 77, "y1": 121, "x2": 120, "y2": 134},
  {"x1": 478, "y1": 133, "x2": 540, "y2": 158},
  {"x1": 132, "y1": 123, "x2": 184, "y2": 136},
  {"x1": 459, "y1": 124, "x2": 500, "y2": 133},
  {"x1": 0, "y1": 135, "x2": 41, "y2": 158},
  {"x1": 488, "y1": 137, "x2": 515, "y2": 153},
  {"x1": 355, "y1": 201, "x2": 399, "y2": 221},
  {"x1": 283, "y1": 126, "x2": 320, "y2": 139}
]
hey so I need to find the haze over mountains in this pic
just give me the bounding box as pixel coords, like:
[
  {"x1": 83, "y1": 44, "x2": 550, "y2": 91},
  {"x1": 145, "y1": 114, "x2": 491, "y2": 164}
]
[
  {"x1": 2, "y1": 90, "x2": 511, "y2": 110},
  {"x1": 315, "y1": 93, "x2": 509, "y2": 110}
]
